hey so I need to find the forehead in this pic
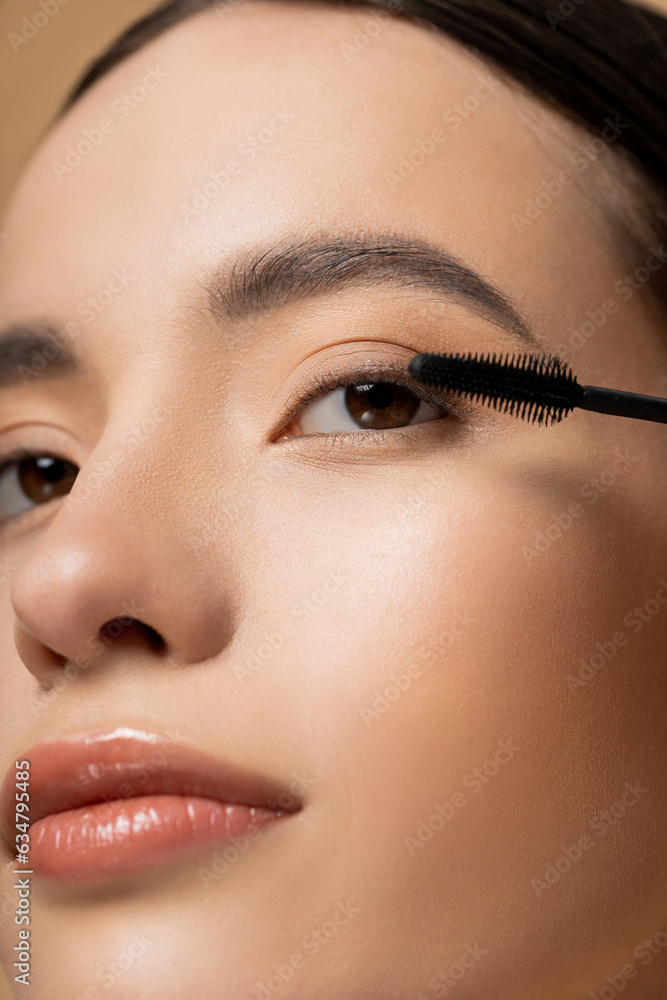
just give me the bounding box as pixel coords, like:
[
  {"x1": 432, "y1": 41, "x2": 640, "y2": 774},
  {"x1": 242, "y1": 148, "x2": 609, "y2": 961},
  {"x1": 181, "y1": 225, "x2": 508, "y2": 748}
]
[{"x1": 0, "y1": 0, "x2": 616, "y2": 345}]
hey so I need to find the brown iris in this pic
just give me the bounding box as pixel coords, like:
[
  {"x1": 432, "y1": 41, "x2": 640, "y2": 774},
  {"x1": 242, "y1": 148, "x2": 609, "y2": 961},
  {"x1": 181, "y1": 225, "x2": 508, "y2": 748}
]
[
  {"x1": 15, "y1": 456, "x2": 78, "y2": 504},
  {"x1": 344, "y1": 382, "x2": 421, "y2": 429}
]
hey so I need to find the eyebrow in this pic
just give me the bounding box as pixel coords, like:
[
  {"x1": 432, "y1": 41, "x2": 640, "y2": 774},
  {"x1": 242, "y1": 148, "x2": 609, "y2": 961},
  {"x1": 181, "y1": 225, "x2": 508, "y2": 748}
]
[
  {"x1": 0, "y1": 325, "x2": 80, "y2": 389},
  {"x1": 203, "y1": 234, "x2": 537, "y2": 344},
  {"x1": 0, "y1": 235, "x2": 537, "y2": 390}
]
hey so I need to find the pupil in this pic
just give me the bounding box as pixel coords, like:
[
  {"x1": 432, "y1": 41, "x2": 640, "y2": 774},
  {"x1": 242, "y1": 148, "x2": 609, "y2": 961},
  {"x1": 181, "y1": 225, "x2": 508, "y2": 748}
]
[
  {"x1": 345, "y1": 382, "x2": 420, "y2": 429},
  {"x1": 18, "y1": 456, "x2": 78, "y2": 503},
  {"x1": 366, "y1": 384, "x2": 394, "y2": 409},
  {"x1": 36, "y1": 456, "x2": 68, "y2": 482}
]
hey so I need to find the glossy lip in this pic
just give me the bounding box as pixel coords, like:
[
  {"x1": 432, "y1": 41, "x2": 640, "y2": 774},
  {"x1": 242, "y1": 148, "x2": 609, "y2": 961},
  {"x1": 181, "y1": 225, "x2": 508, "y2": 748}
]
[{"x1": 0, "y1": 728, "x2": 302, "y2": 879}]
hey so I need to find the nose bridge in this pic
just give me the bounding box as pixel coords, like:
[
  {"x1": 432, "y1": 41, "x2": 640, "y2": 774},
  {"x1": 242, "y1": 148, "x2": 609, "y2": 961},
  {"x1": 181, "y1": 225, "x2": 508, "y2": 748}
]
[
  {"x1": 68, "y1": 401, "x2": 170, "y2": 513},
  {"x1": 9, "y1": 400, "x2": 237, "y2": 674}
]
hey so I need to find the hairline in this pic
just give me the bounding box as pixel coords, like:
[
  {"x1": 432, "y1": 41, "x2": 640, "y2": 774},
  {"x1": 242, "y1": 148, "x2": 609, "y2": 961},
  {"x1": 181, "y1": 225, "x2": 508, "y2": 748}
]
[{"x1": 49, "y1": 0, "x2": 667, "y2": 325}]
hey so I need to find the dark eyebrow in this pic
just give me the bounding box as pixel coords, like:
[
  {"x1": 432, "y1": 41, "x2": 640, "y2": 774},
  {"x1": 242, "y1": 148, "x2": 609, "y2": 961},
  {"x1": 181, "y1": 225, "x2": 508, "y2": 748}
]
[
  {"x1": 0, "y1": 237, "x2": 536, "y2": 390},
  {"x1": 203, "y1": 234, "x2": 538, "y2": 345},
  {"x1": 0, "y1": 325, "x2": 80, "y2": 389}
]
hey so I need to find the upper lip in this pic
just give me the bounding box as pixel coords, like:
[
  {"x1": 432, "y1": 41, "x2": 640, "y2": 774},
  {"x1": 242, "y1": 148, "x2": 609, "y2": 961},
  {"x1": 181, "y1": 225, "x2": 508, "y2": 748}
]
[{"x1": 0, "y1": 728, "x2": 301, "y2": 845}]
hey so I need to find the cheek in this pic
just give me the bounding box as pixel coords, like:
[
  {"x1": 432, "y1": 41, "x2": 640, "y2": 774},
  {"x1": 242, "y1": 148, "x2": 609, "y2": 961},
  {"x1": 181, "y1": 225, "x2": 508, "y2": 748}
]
[
  {"x1": 0, "y1": 583, "x2": 34, "y2": 738},
  {"x1": 268, "y1": 464, "x2": 666, "y2": 988}
]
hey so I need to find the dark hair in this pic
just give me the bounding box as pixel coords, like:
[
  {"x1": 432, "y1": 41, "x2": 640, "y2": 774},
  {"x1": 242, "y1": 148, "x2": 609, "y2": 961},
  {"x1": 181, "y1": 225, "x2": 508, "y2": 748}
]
[{"x1": 59, "y1": 0, "x2": 667, "y2": 307}]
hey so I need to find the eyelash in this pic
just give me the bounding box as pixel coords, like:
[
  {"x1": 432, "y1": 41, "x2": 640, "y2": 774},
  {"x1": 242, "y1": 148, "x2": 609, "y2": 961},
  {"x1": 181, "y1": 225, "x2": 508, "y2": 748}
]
[
  {"x1": 0, "y1": 361, "x2": 466, "y2": 510},
  {"x1": 0, "y1": 446, "x2": 44, "y2": 479},
  {"x1": 280, "y1": 361, "x2": 467, "y2": 439}
]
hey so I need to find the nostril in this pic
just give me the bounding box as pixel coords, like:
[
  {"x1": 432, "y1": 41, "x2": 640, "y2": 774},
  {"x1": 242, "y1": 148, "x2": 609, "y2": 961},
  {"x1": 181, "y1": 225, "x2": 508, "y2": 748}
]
[
  {"x1": 13, "y1": 617, "x2": 66, "y2": 677},
  {"x1": 99, "y1": 617, "x2": 167, "y2": 653}
]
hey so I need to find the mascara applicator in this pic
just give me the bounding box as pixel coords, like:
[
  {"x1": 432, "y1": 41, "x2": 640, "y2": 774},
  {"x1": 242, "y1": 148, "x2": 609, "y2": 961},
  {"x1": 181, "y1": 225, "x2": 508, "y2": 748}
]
[{"x1": 408, "y1": 352, "x2": 667, "y2": 426}]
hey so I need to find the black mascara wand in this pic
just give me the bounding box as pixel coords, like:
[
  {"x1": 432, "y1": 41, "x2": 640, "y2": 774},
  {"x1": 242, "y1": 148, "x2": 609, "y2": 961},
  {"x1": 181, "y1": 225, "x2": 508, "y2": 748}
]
[{"x1": 408, "y1": 352, "x2": 667, "y2": 426}]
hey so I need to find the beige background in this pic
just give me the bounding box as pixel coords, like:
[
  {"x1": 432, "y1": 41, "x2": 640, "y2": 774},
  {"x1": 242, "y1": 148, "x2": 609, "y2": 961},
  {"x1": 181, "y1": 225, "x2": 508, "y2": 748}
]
[
  {"x1": 0, "y1": 0, "x2": 666, "y2": 996},
  {"x1": 0, "y1": 0, "x2": 158, "y2": 217}
]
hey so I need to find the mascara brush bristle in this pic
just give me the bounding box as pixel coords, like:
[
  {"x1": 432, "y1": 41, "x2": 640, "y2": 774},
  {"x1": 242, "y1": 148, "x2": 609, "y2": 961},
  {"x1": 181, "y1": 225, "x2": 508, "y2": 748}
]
[{"x1": 409, "y1": 351, "x2": 584, "y2": 425}]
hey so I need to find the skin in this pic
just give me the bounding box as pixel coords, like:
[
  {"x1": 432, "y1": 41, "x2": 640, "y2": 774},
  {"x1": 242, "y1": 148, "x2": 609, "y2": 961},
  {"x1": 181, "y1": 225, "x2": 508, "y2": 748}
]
[{"x1": 0, "y1": 2, "x2": 667, "y2": 997}]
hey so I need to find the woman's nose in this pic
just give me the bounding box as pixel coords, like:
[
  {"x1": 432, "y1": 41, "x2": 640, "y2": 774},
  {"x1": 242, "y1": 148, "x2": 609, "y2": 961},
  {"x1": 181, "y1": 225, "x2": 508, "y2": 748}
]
[{"x1": 10, "y1": 443, "x2": 237, "y2": 687}]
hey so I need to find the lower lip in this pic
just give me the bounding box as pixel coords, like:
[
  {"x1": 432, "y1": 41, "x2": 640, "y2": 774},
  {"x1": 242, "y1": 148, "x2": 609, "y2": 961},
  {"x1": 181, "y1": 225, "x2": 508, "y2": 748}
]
[{"x1": 30, "y1": 796, "x2": 282, "y2": 880}]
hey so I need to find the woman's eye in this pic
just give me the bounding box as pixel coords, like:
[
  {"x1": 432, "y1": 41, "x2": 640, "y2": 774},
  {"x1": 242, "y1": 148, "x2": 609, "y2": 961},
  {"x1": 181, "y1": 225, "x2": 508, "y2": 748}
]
[
  {"x1": 292, "y1": 381, "x2": 447, "y2": 436},
  {"x1": 0, "y1": 455, "x2": 79, "y2": 522}
]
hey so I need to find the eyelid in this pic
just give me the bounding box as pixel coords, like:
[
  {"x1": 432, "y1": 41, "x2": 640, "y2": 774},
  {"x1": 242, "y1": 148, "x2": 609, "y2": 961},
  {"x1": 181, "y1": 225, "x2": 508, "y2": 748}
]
[
  {"x1": 276, "y1": 357, "x2": 470, "y2": 439},
  {"x1": 0, "y1": 445, "x2": 38, "y2": 477}
]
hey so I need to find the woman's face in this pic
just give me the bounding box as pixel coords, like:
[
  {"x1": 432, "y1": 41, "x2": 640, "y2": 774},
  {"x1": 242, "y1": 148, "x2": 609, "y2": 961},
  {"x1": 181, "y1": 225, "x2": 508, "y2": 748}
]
[{"x1": 1, "y1": 3, "x2": 666, "y2": 997}]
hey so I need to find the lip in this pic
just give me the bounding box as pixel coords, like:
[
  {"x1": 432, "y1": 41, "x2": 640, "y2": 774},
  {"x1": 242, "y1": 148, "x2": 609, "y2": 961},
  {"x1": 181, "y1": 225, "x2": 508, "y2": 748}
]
[{"x1": 0, "y1": 728, "x2": 301, "y2": 881}]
